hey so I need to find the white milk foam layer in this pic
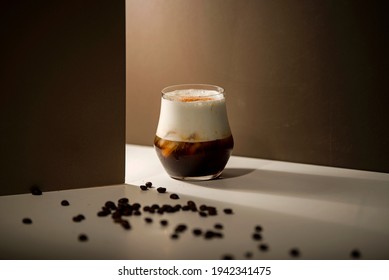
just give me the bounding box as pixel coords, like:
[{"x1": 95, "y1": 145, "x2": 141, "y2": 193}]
[{"x1": 156, "y1": 89, "x2": 232, "y2": 142}]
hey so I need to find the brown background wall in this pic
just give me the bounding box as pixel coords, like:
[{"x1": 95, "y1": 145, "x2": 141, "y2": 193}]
[
  {"x1": 126, "y1": 0, "x2": 389, "y2": 173},
  {"x1": 0, "y1": 0, "x2": 125, "y2": 195}
]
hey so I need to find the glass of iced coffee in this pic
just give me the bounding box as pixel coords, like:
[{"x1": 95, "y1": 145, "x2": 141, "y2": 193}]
[{"x1": 154, "y1": 84, "x2": 234, "y2": 180}]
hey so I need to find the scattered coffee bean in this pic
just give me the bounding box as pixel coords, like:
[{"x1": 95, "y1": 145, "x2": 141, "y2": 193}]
[
  {"x1": 223, "y1": 208, "x2": 233, "y2": 214},
  {"x1": 61, "y1": 200, "x2": 70, "y2": 206},
  {"x1": 111, "y1": 211, "x2": 122, "y2": 219},
  {"x1": 157, "y1": 187, "x2": 166, "y2": 193},
  {"x1": 145, "y1": 217, "x2": 153, "y2": 223},
  {"x1": 259, "y1": 243, "x2": 269, "y2": 251},
  {"x1": 30, "y1": 186, "x2": 42, "y2": 196},
  {"x1": 134, "y1": 210, "x2": 141, "y2": 216},
  {"x1": 132, "y1": 203, "x2": 141, "y2": 210},
  {"x1": 151, "y1": 204, "x2": 160, "y2": 210},
  {"x1": 207, "y1": 207, "x2": 217, "y2": 216},
  {"x1": 78, "y1": 234, "x2": 88, "y2": 242},
  {"x1": 193, "y1": 228, "x2": 202, "y2": 236},
  {"x1": 121, "y1": 220, "x2": 131, "y2": 230},
  {"x1": 143, "y1": 206, "x2": 151, "y2": 212},
  {"x1": 22, "y1": 218, "x2": 32, "y2": 224},
  {"x1": 199, "y1": 205, "x2": 208, "y2": 211},
  {"x1": 289, "y1": 248, "x2": 300, "y2": 257},
  {"x1": 214, "y1": 223, "x2": 223, "y2": 230},
  {"x1": 140, "y1": 185, "x2": 148, "y2": 191},
  {"x1": 145, "y1": 182, "x2": 153, "y2": 188},
  {"x1": 97, "y1": 209, "x2": 110, "y2": 217},
  {"x1": 252, "y1": 233, "x2": 262, "y2": 240},
  {"x1": 255, "y1": 225, "x2": 263, "y2": 232},
  {"x1": 160, "y1": 219, "x2": 168, "y2": 226},
  {"x1": 105, "y1": 201, "x2": 117, "y2": 210},
  {"x1": 72, "y1": 214, "x2": 85, "y2": 222},
  {"x1": 171, "y1": 233, "x2": 179, "y2": 239},
  {"x1": 222, "y1": 254, "x2": 234, "y2": 260},
  {"x1": 199, "y1": 211, "x2": 207, "y2": 217},
  {"x1": 182, "y1": 205, "x2": 190, "y2": 211},
  {"x1": 170, "y1": 193, "x2": 180, "y2": 200},
  {"x1": 350, "y1": 249, "x2": 361, "y2": 259},
  {"x1": 118, "y1": 198, "x2": 129, "y2": 204},
  {"x1": 175, "y1": 224, "x2": 187, "y2": 233}
]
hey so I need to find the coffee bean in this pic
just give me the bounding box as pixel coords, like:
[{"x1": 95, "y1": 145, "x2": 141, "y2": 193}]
[
  {"x1": 145, "y1": 182, "x2": 153, "y2": 188},
  {"x1": 134, "y1": 210, "x2": 141, "y2": 216},
  {"x1": 255, "y1": 225, "x2": 263, "y2": 232},
  {"x1": 182, "y1": 205, "x2": 190, "y2": 211},
  {"x1": 252, "y1": 233, "x2": 262, "y2": 241},
  {"x1": 105, "y1": 201, "x2": 117, "y2": 210},
  {"x1": 199, "y1": 211, "x2": 207, "y2": 217},
  {"x1": 245, "y1": 252, "x2": 253, "y2": 258},
  {"x1": 350, "y1": 249, "x2": 361, "y2": 259},
  {"x1": 170, "y1": 194, "x2": 180, "y2": 200},
  {"x1": 259, "y1": 243, "x2": 269, "y2": 251},
  {"x1": 157, "y1": 187, "x2": 166, "y2": 193},
  {"x1": 204, "y1": 230, "x2": 216, "y2": 239},
  {"x1": 72, "y1": 214, "x2": 85, "y2": 222},
  {"x1": 193, "y1": 228, "x2": 202, "y2": 236},
  {"x1": 121, "y1": 220, "x2": 131, "y2": 230},
  {"x1": 78, "y1": 234, "x2": 88, "y2": 242},
  {"x1": 151, "y1": 204, "x2": 160, "y2": 210},
  {"x1": 22, "y1": 218, "x2": 32, "y2": 224},
  {"x1": 118, "y1": 198, "x2": 129, "y2": 204},
  {"x1": 140, "y1": 185, "x2": 148, "y2": 191},
  {"x1": 111, "y1": 211, "x2": 122, "y2": 219},
  {"x1": 97, "y1": 210, "x2": 110, "y2": 217},
  {"x1": 223, "y1": 208, "x2": 233, "y2": 214},
  {"x1": 145, "y1": 217, "x2": 153, "y2": 223},
  {"x1": 222, "y1": 254, "x2": 234, "y2": 260},
  {"x1": 132, "y1": 203, "x2": 141, "y2": 210},
  {"x1": 173, "y1": 204, "x2": 181, "y2": 211},
  {"x1": 143, "y1": 206, "x2": 151, "y2": 212},
  {"x1": 61, "y1": 200, "x2": 70, "y2": 206},
  {"x1": 199, "y1": 205, "x2": 207, "y2": 211},
  {"x1": 175, "y1": 224, "x2": 187, "y2": 233},
  {"x1": 214, "y1": 223, "x2": 223, "y2": 230},
  {"x1": 290, "y1": 248, "x2": 300, "y2": 257},
  {"x1": 30, "y1": 186, "x2": 42, "y2": 196},
  {"x1": 171, "y1": 233, "x2": 179, "y2": 239},
  {"x1": 160, "y1": 220, "x2": 168, "y2": 226}
]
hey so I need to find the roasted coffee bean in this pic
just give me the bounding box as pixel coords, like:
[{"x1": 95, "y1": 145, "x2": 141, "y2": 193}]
[
  {"x1": 182, "y1": 205, "x2": 190, "y2": 211},
  {"x1": 118, "y1": 198, "x2": 129, "y2": 204},
  {"x1": 204, "y1": 230, "x2": 216, "y2": 239},
  {"x1": 72, "y1": 214, "x2": 85, "y2": 222},
  {"x1": 121, "y1": 220, "x2": 131, "y2": 230},
  {"x1": 111, "y1": 211, "x2": 122, "y2": 219},
  {"x1": 223, "y1": 208, "x2": 233, "y2": 214},
  {"x1": 145, "y1": 217, "x2": 153, "y2": 223},
  {"x1": 259, "y1": 243, "x2": 269, "y2": 251},
  {"x1": 160, "y1": 219, "x2": 168, "y2": 226},
  {"x1": 252, "y1": 233, "x2": 262, "y2": 240},
  {"x1": 222, "y1": 254, "x2": 234, "y2": 260},
  {"x1": 157, "y1": 187, "x2": 166, "y2": 193},
  {"x1": 170, "y1": 194, "x2": 179, "y2": 200},
  {"x1": 350, "y1": 249, "x2": 361, "y2": 259},
  {"x1": 140, "y1": 185, "x2": 148, "y2": 191},
  {"x1": 61, "y1": 200, "x2": 70, "y2": 206},
  {"x1": 132, "y1": 203, "x2": 141, "y2": 210},
  {"x1": 199, "y1": 205, "x2": 208, "y2": 211},
  {"x1": 214, "y1": 232, "x2": 223, "y2": 238},
  {"x1": 214, "y1": 223, "x2": 223, "y2": 230},
  {"x1": 255, "y1": 225, "x2": 263, "y2": 232},
  {"x1": 22, "y1": 218, "x2": 32, "y2": 224},
  {"x1": 171, "y1": 233, "x2": 179, "y2": 240},
  {"x1": 151, "y1": 204, "x2": 160, "y2": 210},
  {"x1": 97, "y1": 210, "x2": 110, "y2": 217},
  {"x1": 105, "y1": 201, "x2": 117, "y2": 210},
  {"x1": 193, "y1": 228, "x2": 202, "y2": 236},
  {"x1": 145, "y1": 182, "x2": 153, "y2": 188},
  {"x1": 30, "y1": 186, "x2": 42, "y2": 196},
  {"x1": 187, "y1": 201, "x2": 197, "y2": 211},
  {"x1": 78, "y1": 234, "x2": 88, "y2": 242},
  {"x1": 207, "y1": 207, "x2": 217, "y2": 216},
  {"x1": 173, "y1": 204, "x2": 181, "y2": 211},
  {"x1": 289, "y1": 248, "x2": 300, "y2": 257},
  {"x1": 175, "y1": 224, "x2": 187, "y2": 233},
  {"x1": 157, "y1": 208, "x2": 165, "y2": 215},
  {"x1": 199, "y1": 211, "x2": 207, "y2": 217},
  {"x1": 143, "y1": 206, "x2": 151, "y2": 212},
  {"x1": 133, "y1": 210, "x2": 141, "y2": 216}
]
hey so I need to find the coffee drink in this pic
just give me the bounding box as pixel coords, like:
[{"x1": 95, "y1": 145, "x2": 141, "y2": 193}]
[{"x1": 154, "y1": 84, "x2": 233, "y2": 180}]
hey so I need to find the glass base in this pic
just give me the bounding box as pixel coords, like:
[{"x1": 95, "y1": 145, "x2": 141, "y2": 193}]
[{"x1": 169, "y1": 171, "x2": 223, "y2": 181}]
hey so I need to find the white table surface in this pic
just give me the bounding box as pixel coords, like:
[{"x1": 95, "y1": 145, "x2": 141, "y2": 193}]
[{"x1": 1, "y1": 144, "x2": 389, "y2": 260}]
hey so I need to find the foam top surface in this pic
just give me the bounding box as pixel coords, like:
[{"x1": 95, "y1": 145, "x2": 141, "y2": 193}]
[{"x1": 156, "y1": 89, "x2": 231, "y2": 142}]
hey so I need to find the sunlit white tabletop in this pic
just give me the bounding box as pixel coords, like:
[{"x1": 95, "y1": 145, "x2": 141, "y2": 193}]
[{"x1": 1, "y1": 144, "x2": 388, "y2": 259}]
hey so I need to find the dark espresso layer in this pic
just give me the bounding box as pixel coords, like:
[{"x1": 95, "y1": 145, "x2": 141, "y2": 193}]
[{"x1": 154, "y1": 135, "x2": 234, "y2": 178}]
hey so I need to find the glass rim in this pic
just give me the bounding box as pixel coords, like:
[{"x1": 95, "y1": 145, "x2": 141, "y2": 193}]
[{"x1": 161, "y1": 84, "x2": 225, "y2": 97}]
